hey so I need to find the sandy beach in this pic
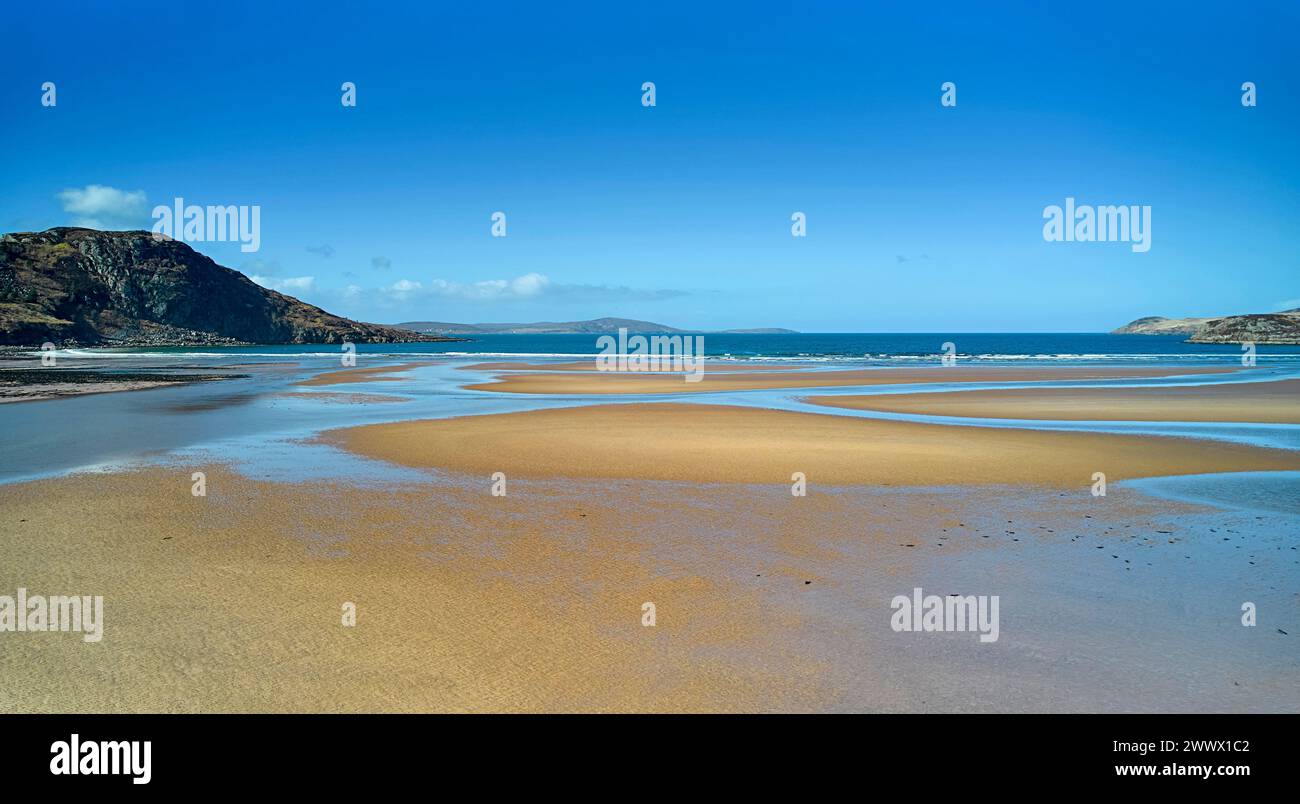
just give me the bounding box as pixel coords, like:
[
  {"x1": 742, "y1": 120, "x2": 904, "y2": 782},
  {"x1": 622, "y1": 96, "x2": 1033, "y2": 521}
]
[
  {"x1": 2, "y1": 356, "x2": 1298, "y2": 714},
  {"x1": 0, "y1": 466, "x2": 811, "y2": 712},
  {"x1": 809, "y1": 379, "x2": 1300, "y2": 424},
  {"x1": 2, "y1": 456, "x2": 1295, "y2": 713},
  {"x1": 7, "y1": 1, "x2": 1300, "y2": 748}
]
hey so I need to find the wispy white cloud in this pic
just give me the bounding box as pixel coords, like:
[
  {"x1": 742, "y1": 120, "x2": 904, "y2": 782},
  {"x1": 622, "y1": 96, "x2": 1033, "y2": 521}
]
[
  {"x1": 251, "y1": 275, "x2": 316, "y2": 294},
  {"x1": 421, "y1": 272, "x2": 687, "y2": 303},
  {"x1": 428, "y1": 272, "x2": 550, "y2": 300},
  {"x1": 57, "y1": 184, "x2": 148, "y2": 229},
  {"x1": 382, "y1": 278, "x2": 424, "y2": 301},
  {"x1": 315, "y1": 272, "x2": 690, "y2": 315}
]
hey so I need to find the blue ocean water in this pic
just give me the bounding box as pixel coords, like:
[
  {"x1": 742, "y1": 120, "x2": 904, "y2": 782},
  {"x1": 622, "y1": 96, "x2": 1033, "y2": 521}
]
[{"x1": 35, "y1": 332, "x2": 1300, "y2": 366}]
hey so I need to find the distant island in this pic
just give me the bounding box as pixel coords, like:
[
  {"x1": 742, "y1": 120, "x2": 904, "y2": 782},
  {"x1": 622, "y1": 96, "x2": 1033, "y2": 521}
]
[
  {"x1": 397, "y1": 318, "x2": 798, "y2": 335},
  {"x1": 1113, "y1": 309, "x2": 1300, "y2": 344},
  {"x1": 0, "y1": 228, "x2": 455, "y2": 347}
]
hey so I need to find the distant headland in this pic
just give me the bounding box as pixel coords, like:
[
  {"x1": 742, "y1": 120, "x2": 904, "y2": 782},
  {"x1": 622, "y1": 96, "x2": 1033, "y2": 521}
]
[
  {"x1": 396, "y1": 318, "x2": 798, "y2": 335},
  {"x1": 1113, "y1": 309, "x2": 1300, "y2": 344}
]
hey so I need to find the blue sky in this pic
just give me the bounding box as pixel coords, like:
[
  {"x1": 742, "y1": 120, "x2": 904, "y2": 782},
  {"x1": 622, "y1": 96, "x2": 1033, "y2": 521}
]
[{"x1": 2, "y1": 1, "x2": 1296, "y2": 331}]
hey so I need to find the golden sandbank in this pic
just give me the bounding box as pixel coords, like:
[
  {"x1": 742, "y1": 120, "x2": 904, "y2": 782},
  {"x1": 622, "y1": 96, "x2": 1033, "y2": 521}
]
[{"x1": 325, "y1": 402, "x2": 1300, "y2": 488}]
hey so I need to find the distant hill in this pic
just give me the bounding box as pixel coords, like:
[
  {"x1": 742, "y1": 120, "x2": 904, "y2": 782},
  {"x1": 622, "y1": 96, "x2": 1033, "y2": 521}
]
[
  {"x1": 1113, "y1": 310, "x2": 1300, "y2": 344},
  {"x1": 1111, "y1": 316, "x2": 1211, "y2": 336},
  {"x1": 397, "y1": 317, "x2": 798, "y2": 335},
  {"x1": 0, "y1": 228, "x2": 452, "y2": 346},
  {"x1": 397, "y1": 317, "x2": 681, "y2": 335}
]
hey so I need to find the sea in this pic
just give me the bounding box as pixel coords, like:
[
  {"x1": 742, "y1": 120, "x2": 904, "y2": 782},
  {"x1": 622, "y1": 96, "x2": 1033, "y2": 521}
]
[{"x1": 30, "y1": 332, "x2": 1300, "y2": 365}]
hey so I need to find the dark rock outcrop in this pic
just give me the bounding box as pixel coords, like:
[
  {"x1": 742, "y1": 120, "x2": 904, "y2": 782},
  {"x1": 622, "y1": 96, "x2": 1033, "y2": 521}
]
[{"x1": 0, "y1": 228, "x2": 449, "y2": 346}]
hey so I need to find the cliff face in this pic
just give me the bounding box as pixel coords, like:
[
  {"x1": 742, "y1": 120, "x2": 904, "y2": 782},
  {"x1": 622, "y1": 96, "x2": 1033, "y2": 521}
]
[
  {"x1": 1113, "y1": 310, "x2": 1300, "y2": 344},
  {"x1": 0, "y1": 228, "x2": 443, "y2": 346}
]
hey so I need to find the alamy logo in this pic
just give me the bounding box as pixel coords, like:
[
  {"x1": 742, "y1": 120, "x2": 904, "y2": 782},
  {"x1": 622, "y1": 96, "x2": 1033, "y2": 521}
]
[
  {"x1": 1043, "y1": 197, "x2": 1150, "y2": 253},
  {"x1": 50, "y1": 734, "x2": 151, "y2": 784},
  {"x1": 152, "y1": 197, "x2": 261, "y2": 252},
  {"x1": 0, "y1": 588, "x2": 103, "y2": 642},
  {"x1": 890, "y1": 587, "x2": 1000, "y2": 643},
  {"x1": 596, "y1": 327, "x2": 705, "y2": 382}
]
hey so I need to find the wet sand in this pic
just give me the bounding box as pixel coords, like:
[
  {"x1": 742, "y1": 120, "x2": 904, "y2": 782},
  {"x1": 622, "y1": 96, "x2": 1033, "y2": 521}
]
[
  {"x1": 463, "y1": 365, "x2": 1243, "y2": 395},
  {"x1": 276, "y1": 391, "x2": 412, "y2": 404},
  {"x1": 0, "y1": 466, "x2": 848, "y2": 712},
  {"x1": 809, "y1": 379, "x2": 1300, "y2": 424},
  {"x1": 461, "y1": 360, "x2": 803, "y2": 373},
  {"x1": 295, "y1": 361, "x2": 442, "y2": 387},
  {"x1": 325, "y1": 403, "x2": 1300, "y2": 488}
]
